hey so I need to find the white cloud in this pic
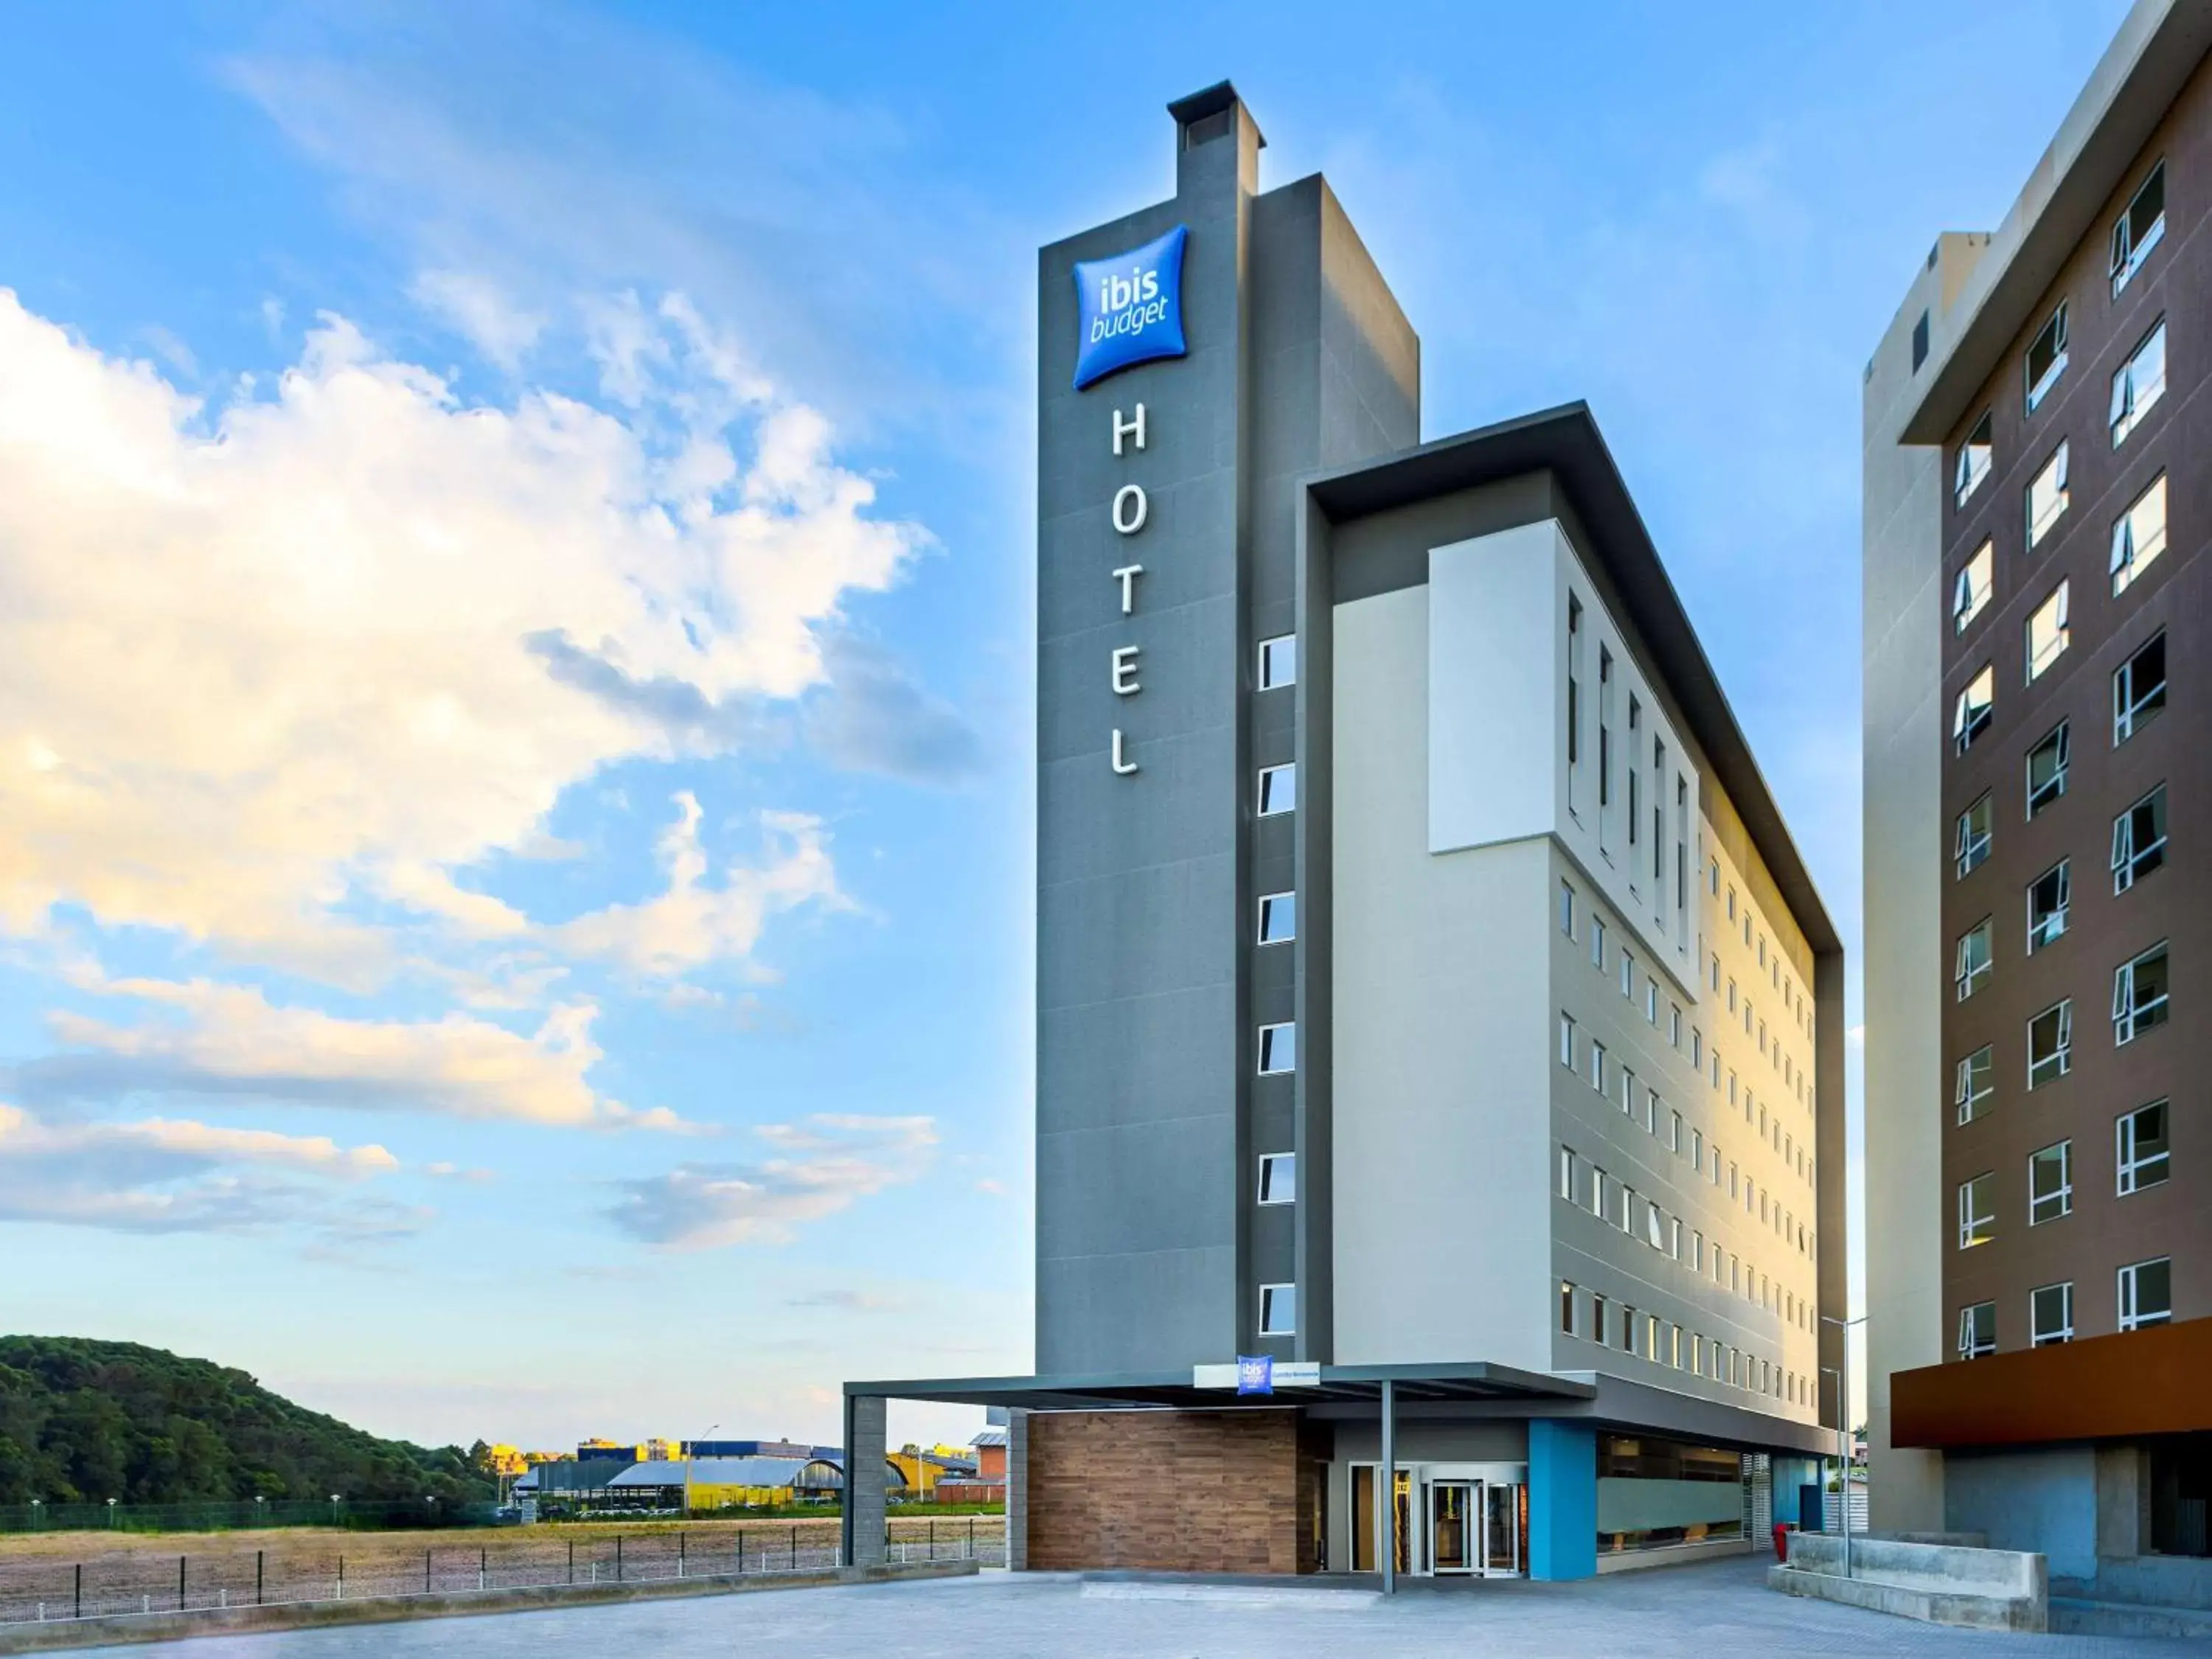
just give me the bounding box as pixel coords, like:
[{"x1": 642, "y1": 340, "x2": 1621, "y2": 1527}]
[
  {"x1": 408, "y1": 268, "x2": 546, "y2": 370},
  {"x1": 0, "y1": 1100, "x2": 411, "y2": 1235},
  {"x1": 21, "y1": 973, "x2": 689, "y2": 1132},
  {"x1": 0, "y1": 288, "x2": 920, "y2": 986},
  {"x1": 608, "y1": 1113, "x2": 936, "y2": 1249},
  {"x1": 553, "y1": 793, "x2": 846, "y2": 981}
]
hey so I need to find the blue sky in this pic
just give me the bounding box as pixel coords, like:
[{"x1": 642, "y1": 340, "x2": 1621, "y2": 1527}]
[{"x1": 0, "y1": 1, "x2": 2130, "y2": 1452}]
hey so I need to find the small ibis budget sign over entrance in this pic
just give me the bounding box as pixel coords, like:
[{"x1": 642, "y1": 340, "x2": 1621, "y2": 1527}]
[{"x1": 1072, "y1": 225, "x2": 1188, "y2": 389}]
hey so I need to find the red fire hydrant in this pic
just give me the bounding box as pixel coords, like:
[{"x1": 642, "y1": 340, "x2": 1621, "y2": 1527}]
[{"x1": 1771, "y1": 1520, "x2": 1793, "y2": 1562}]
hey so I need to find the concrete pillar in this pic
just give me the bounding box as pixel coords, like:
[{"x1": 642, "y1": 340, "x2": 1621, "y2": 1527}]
[
  {"x1": 1006, "y1": 1409, "x2": 1030, "y2": 1571},
  {"x1": 1528, "y1": 1419, "x2": 1596, "y2": 1580},
  {"x1": 843, "y1": 1392, "x2": 887, "y2": 1567}
]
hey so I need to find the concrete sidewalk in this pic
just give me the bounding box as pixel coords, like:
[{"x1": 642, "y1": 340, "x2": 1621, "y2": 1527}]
[{"x1": 63, "y1": 1554, "x2": 2206, "y2": 1657}]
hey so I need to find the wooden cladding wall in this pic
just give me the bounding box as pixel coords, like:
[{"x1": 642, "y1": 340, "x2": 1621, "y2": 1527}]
[{"x1": 1026, "y1": 1409, "x2": 1310, "y2": 1573}]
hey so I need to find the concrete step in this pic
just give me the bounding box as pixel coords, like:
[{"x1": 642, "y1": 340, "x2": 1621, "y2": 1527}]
[{"x1": 2052, "y1": 1594, "x2": 2212, "y2": 1639}]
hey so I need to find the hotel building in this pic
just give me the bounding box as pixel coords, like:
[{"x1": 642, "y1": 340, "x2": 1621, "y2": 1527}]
[
  {"x1": 848, "y1": 80, "x2": 1844, "y2": 1583},
  {"x1": 1863, "y1": 0, "x2": 2212, "y2": 1615}
]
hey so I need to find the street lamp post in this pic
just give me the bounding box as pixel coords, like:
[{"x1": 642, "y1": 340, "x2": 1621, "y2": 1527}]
[
  {"x1": 1819, "y1": 1314, "x2": 1867, "y2": 1582},
  {"x1": 330, "y1": 1495, "x2": 342, "y2": 1529}
]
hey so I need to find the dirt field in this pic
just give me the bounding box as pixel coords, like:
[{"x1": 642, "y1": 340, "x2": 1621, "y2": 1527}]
[{"x1": 0, "y1": 1515, "x2": 1005, "y2": 1624}]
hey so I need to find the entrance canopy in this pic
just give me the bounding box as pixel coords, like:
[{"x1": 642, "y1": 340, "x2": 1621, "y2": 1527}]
[{"x1": 844, "y1": 1360, "x2": 1596, "y2": 1412}]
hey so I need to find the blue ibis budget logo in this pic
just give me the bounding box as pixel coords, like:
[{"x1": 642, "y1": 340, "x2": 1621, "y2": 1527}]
[{"x1": 1072, "y1": 224, "x2": 1189, "y2": 390}]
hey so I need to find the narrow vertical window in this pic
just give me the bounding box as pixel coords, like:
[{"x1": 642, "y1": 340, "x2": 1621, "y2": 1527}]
[
  {"x1": 2110, "y1": 473, "x2": 2168, "y2": 596},
  {"x1": 1257, "y1": 763, "x2": 1296, "y2": 815},
  {"x1": 1257, "y1": 634, "x2": 1297, "y2": 689},
  {"x1": 1257, "y1": 891, "x2": 1297, "y2": 944},
  {"x1": 1257, "y1": 1152, "x2": 1295, "y2": 1205},
  {"x1": 1257, "y1": 1022, "x2": 1297, "y2": 1075}
]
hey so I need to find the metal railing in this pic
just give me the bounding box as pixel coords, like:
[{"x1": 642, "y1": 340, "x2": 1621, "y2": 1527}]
[
  {"x1": 0, "y1": 1500, "x2": 498, "y2": 1535},
  {"x1": 0, "y1": 1521, "x2": 1004, "y2": 1627}
]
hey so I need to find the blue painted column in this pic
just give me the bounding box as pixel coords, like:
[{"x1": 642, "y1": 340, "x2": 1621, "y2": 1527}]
[{"x1": 1527, "y1": 1419, "x2": 1596, "y2": 1580}]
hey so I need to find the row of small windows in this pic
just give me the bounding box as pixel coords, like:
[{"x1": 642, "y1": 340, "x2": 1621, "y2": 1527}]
[
  {"x1": 1254, "y1": 637, "x2": 1296, "y2": 1239},
  {"x1": 1565, "y1": 594, "x2": 1691, "y2": 929},
  {"x1": 1558, "y1": 1139, "x2": 1816, "y2": 1300},
  {"x1": 1952, "y1": 163, "x2": 2163, "y2": 504},
  {"x1": 1955, "y1": 1257, "x2": 2170, "y2": 1360},
  {"x1": 1558, "y1": 1280, "x2": 1809, "y2": 1408},
  {"x1": 1562, "y1": 877, "x2": 1819, "y2": 1142},
  {"x1": 1953, "y1": 941, "x2": 2168, "y2": 1086},
  {"x1": 1954, "y1": 627, "x2": 2163, "y2": 786},
  {"x1": 1957, "y1": 1110, "x2": 2169, "y2": 1253},
  {"x1": 1950, "y1": 481, "x2": 2165, "y2": 745},
  {"x1": 1559, "y1": 987, "x2": 1814, "y2": 1204},
  {"x1": 1954, "y1": 784, "x2": 2166, "y2": 957}
]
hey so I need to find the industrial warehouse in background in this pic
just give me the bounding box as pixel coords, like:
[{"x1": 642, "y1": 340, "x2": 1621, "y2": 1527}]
[
  {"x1": 846, "y1": 77, "x2": 1845, "y2": 1583},
  {"x1": 1862, "y1": 0, "x2": 2212, "y2": 1621}
]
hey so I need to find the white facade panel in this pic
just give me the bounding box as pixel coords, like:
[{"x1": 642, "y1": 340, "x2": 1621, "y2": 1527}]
[
  {"x1": 1332, "y1": 582, "x2": 1554, "y2": 1371},
  {"x1": 1428, "y1": 521, "x2": 1701, "y2": 999}
]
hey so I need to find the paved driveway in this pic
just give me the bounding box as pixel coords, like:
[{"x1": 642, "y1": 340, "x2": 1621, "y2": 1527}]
[{"x1": 80, "y1": 1555, "x2": 2200, "y2": 1657}]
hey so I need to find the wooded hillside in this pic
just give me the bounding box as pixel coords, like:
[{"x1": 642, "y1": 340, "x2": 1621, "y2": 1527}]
[{"x1": 0, "y1": 1337, "x2": 493, "y2": 1506}]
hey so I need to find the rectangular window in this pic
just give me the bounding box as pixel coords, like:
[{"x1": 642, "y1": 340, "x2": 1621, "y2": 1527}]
[
  {"x1": 1257, "y1": 1022, "x2": 1296, "y2": 1075},
  {"x1": 1558, "y1": 880, "x2": 1576, "y2": 939},
  {"x1": 1591, "y1": 917, "x2": 1607, "y2": 970},
  {"x1": 2110, "y1": 161, "x2": 2166, "y2": 296},
  {"x1": 2117, "y1": 1100, "x2": 2170, "y2": 1195},
  {"x1": 2030, "y1": 1281, "x2": 2073, "y2": 1347},
  {"x1": 1560, "y1": 1279, "x2": 1578, "y2": 1337},
  {"x1": 2028, "y1": 1000, "x2": 2072, "y2": 1088},
  {"x1": 1691, "y1": 1230, "x2": 1705, "y2": 1273},
  {"x1": 1691, "y1": 1127, "x2": 1703, "y2": 1168},
  {"x1": 1690, "y1": 1027, "x2": 1703, "y2": 1070},
  {"x1": 1258, "y1": 634, "x2": 1296, "y2": 689},
  {"x1": 1559, "y1": 1012, "x2": 1576, "y2": 1068},
  {"x1": 1954, "y1": 410, "x2": 1993, "y2": 507},
  {"x1": 1558, "y1": 1145, "x2": 1578, "y2": 1200},
  {"x1": 2110, "y1": 319, "x2": 2167, "y2": 445},
  {"x1": 2118, "y1": 1257, "x2": 2172, "y2": 1332},
  {"x1": 2028, "y1": 1141, "x2": 2073, "y2": 1225},
  {"x1": 1619, "y1": 1065, "x2": 1635, "y2": 1117},
  {"x1": 1954, "y1": 664, "x2": 1994, "y2": 753},
  {"x1": 1957, "y1": 1301, "x2": 1997, "y2": 1359},
  {"x1": 1954, "y1": 1044, "x2": 1994, "y2": 1124},
  {"x1": 1646, "y1": 978, "x2": 1658, "y2": 1025},
  {"x1": 1954, "y1": 918, "x2": 1992, "y2": 1001},
  {"x1": 1618, "y1": 1187, "x2": 1635, "y2": 1235},
  {"x1": 1670, "y1": 1110, "x2": 1683, "y2": 1153},
  {"x1": 2025, "y1": 442, "x2": 2070, "y2": 548},
  {"x1": 1588, "y1": 1166, "x2": 1606, "y2": 1219},
  {"x1": 1259, "y1": 1283, "x2": 1296, "y2": 1335},
  {"x1": 1257, "y1": 763, "x2": 1296, "y2": 815},
  {"x1": 1598, "y1": 650, "x2": 1613, "y2": 813},
  {"x1": 1669, "y1": 1004, "x2": 1682, "y2": 1046},
  {"x1": 1257, "y1": 1152, "x2": 1295, "y2": 1206},
  {"x1": 2026, "y1": 860, "x2": 2070, "y2": 952},
  {"x1": 2112, "y1": 784, "x2": 2167, "y2": 894},
  {"x1": 1256, "y1": 891, "x2": 1296, "y2": 945},
  {"x1": 1588, "y1": 1040, "x2": 1606, "y2": 1093},
  {"x1": 1955, "y1": 793, "x2": 1992, "y2": 879},
  {"x1": 2025, "y1": 304, "x2": 2068, "y2": 415},
  {"x1": 2113, "y1": 631, "x2": 2166, "y2": 744},
  {"x1": 1958, "y1": 1172, "x2": 1995, "y2": 1249},
  {"x1": 2110, "y1": 473, "x2": 2168, "y2": 597},
  {"x1": 2024, "y1": 580, "x2": 2070, "y2": 682},
  {"x1": 1590, "y1": 1292, "x2": 1608, "y2": 1346},
  {"x1": 1952, "y1": 538, "x2": 1994, "y2": 634},
  {"x1": 1620, "y1": 948, "x2": 1634, "y2": 1000},
  {"x1": 2026, "y1": 722, "x2": 2069, "y2": 816},
  {"x1": 1645, "y1": 1200, "x2": 1665, "y2": 1251},
  {"x1": 2113, "y1": 942, "x2": 2170, "y2": 1045}
]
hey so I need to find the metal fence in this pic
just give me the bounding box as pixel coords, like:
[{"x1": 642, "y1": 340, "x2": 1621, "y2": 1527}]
[
  {"x1": 0, "y1": 1500, "x2": 500, "y2": 1536},
  {"x1": 0, "y1": 1520, "x2": 1004, "y2": 1627}
]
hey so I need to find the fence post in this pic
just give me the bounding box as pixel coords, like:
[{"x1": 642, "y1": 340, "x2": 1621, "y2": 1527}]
[
  {"x1": 969, "y1": 1516, "x2": 975, "y2": 1557},
  {"x1": 337, "y1": 1555, "x2": 344, "y2": 1601},
  {"x1": 568, "y1": 1540, "x2": 574, "y2": 1585},
  {"x1": 74, "y1": 1562, "x2": 82, "y2": 1620},
  {"x1": 479, "y1": 1546, "x2": 486, "y2": 1592},
  {"x1": 616, "y1": 1535, "x2": 623, "y2": 1582},
  {"x1": 425, "y1": 1549, "x2": 431, "y2": 1594},
  {"x1": 791, "y1": 1523, "x2": 797, "y2": 1570},
  {"x1": 255, "y1": 1551, "x2": 262, "y2": 1607}
]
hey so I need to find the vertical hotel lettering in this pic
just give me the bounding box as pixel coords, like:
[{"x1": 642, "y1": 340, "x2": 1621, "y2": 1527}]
[{"x1": 1069, "y1": 223, "x2": 1189, "y2": 779}]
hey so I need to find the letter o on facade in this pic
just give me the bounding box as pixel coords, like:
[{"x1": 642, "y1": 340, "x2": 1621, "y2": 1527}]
[{"x1": 1111, "y1": 484, "x2": 1149, "y2": 536}]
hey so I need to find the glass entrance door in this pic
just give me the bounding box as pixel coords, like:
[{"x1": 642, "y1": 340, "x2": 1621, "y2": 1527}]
[
  {"x1": 1430, "y1": 1481, "x2": 1475, "y2": 1572},
  {"x1": 1483, "y1": 1481, "x2": 1523, "y2": 1576}
]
